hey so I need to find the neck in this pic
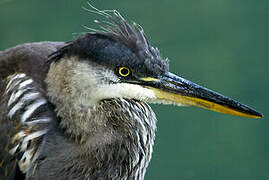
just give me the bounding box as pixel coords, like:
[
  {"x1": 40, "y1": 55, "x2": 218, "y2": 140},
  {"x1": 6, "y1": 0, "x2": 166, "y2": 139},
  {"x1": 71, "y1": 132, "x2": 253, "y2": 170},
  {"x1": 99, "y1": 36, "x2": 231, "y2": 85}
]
[{"x1": 45, "y1": 57, "x2": 157, "y2": 178}]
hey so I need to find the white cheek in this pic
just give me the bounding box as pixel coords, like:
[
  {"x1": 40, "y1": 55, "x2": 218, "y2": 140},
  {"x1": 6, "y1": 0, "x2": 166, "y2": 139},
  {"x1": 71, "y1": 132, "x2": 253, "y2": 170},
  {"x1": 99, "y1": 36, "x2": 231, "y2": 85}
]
[
  {"x1": 95, "y1": 83, "x2": 157, "y2": 102},
  {"x1": 68, "y1": 62, "x2": 156, "y2": 105}
]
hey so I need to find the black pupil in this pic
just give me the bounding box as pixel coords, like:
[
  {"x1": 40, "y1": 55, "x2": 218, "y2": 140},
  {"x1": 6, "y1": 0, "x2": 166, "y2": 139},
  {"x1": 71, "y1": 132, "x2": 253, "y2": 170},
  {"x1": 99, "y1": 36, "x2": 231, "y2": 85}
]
[{"x1": 121, "y1": 68, "x2": 129, "y2": 75}]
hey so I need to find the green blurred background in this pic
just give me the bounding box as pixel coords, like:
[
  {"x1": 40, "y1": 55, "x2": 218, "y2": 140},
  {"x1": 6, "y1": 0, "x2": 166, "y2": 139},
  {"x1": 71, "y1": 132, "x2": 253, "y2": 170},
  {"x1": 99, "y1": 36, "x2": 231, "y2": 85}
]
[{"x1": 0, "y1": 0, "x2": 268, "y2": 179}]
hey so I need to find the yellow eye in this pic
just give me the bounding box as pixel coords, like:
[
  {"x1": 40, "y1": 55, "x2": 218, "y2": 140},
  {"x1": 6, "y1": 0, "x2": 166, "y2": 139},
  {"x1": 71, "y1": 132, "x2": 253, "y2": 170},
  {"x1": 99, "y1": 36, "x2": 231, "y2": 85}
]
[{"x1": 118, "y1": 67, "x2": 131, "y2": 77}]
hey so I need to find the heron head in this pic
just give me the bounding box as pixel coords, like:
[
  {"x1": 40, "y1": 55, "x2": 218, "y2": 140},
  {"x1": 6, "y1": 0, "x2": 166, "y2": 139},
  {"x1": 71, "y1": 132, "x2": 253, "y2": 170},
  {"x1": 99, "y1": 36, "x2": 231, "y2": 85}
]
[{"x1": 48, "y1": 7, "x2": 262, "y2": 119}]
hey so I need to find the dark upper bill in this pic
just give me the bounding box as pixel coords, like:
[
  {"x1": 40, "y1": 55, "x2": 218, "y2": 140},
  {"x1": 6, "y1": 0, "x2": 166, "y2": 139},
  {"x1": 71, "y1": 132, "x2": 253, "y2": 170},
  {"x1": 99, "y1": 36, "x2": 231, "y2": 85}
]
[{"x1": 141, "y1": 72, "x2": 263, "y2": 118}]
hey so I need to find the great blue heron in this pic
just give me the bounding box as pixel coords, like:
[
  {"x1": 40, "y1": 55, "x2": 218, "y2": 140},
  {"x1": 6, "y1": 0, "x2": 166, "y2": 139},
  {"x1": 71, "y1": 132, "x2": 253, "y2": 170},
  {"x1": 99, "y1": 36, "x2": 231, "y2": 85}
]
[{"x1": 0, "y1": 6, "x2": 262, "y2": 180}]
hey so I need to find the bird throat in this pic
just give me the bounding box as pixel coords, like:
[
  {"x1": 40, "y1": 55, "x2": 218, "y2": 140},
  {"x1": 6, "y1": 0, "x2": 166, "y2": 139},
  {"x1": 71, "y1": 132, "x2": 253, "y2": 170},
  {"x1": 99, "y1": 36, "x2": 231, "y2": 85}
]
[
  {"x1": 45, "y1": 57, "x2": 157, "y2": 141},
  {"x1": 45, "y1": 57, "x2": 157, "y2": 178}
]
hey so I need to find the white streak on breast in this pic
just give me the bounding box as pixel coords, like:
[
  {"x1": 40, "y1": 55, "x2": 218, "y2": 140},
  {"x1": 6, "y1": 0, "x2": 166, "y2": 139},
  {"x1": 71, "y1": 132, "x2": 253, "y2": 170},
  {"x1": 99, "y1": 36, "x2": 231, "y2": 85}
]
[
  {"x1": 20, "y1": 129, "x2": 48, "y2": 151},
  {"x1": 8, "y1": 91, "x2": 38, "y2": 106},
  {"x1": 5, "y1": 73, "x2": 26, "y2": 92},
  {"x1": 21, "y1": 99, "x2": 47, "y2": 122},
  {"x1": 25, "y1": 117, "x2": 51, "y2": 126},
  {"x1": 8, "y1": 92, "x2": 43, "y2": 118},
  {"x1": 12, "y1": 131, "x2": 27, "y2": 142},
  {"x1": 23, "y1": 129, "x2": 48, "y2": 142},
  {"x1": 18, "y1": 147, "x2": 35, "y2": 173},
  {"x1": 9, "y1": 144, "x2": 19, "y2": 155},
  {"x1": 8, "y1": 101, "x2": 24, "y2": 118},
  {"x1": 18, "y1": 79, "x2": 33, "y2": 89}
]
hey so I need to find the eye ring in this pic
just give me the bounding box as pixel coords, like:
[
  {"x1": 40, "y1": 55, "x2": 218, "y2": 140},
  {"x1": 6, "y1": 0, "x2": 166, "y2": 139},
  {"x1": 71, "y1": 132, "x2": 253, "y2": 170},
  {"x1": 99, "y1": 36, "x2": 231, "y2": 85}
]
[{"x1": 118, "y1": 67, "x2": 131, "y2": 77}]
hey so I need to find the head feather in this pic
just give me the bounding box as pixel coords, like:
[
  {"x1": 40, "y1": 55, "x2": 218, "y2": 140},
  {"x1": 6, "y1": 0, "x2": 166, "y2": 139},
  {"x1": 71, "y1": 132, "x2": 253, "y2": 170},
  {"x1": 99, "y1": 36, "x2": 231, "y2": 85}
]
[{"x1": 49, "y1": 4, "x2": 169, "y2": 76}]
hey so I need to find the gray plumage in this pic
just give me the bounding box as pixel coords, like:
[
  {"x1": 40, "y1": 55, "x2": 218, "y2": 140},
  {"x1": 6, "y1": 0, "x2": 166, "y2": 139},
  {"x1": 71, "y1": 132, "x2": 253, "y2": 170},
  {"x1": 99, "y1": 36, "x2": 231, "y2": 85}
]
[
  {"x1": 0, "y1": 5, "x2": 263, "y2": 180},
  {"x1": 0, "y1": 41, "x2": 157, "y2": 179},
  {"x1": 0, "y1": 7, "x2": 161, "y2": 180}
]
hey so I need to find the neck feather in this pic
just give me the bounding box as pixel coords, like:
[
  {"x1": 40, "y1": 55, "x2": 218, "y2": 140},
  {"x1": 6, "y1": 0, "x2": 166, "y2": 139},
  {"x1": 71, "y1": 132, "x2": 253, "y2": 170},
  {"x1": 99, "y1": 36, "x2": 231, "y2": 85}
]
[
  {"x1": 45, "y1": 57, "x2": 157, "y2": 142},
  {"x1": 45, "y1": 57, "x2": 157, "y2": 178}
]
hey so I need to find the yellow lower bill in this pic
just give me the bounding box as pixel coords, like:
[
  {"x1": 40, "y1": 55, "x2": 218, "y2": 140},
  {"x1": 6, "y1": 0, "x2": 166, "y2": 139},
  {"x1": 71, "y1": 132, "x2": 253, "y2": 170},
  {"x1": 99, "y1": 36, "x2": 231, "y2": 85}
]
[{"x1": 151, "y1": 87, "x2": 261, "y2": 119}]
